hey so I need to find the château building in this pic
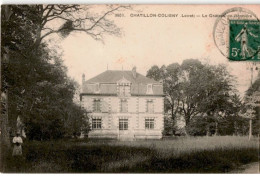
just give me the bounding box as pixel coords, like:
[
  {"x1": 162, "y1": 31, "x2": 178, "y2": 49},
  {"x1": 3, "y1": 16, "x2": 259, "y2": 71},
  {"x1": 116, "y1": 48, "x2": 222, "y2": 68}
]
[{"x1": 80, "y1": 67, "x2": 164, "y2": 140}]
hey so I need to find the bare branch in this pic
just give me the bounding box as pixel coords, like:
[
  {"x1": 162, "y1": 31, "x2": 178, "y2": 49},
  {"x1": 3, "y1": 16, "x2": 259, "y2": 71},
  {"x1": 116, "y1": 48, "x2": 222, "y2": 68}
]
[
  {"x1": 42, "y1": 5, "x2": 51, "y2": 12},
  {"x1": 42, "y1": 27, "x2": 54, "y2": 31},
  {"x1": 40, "y1": 30, "x2": 59, "y2": 41},
  {"x1": 85, "y1": 5, "x2": 122, "y2": 32},
  {"x1": 41, "y1": 5, "x2": 54, "y2": 26},
  {"x1": 46, "y1": 15, "x2": 72, "y2": 22},
  {"x1": 39, "y1": 5, "x2": 132, "y2": 43}
]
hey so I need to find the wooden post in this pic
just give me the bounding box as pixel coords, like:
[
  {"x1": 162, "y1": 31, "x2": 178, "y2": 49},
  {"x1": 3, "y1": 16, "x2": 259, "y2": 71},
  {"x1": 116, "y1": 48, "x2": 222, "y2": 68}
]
[
  {"x1": 249, "y1": 119, "x2": 252, "y2": 140},
  {"x1": 214, "y1": 122, "x2": 218, "y2": 136},
  {"x1": 248, "y1": 63, "x2": 256, "y2": 140}
]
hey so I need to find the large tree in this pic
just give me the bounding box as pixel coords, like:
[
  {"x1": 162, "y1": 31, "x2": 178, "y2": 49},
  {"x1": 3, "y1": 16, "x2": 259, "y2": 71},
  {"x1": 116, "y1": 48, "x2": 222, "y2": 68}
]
[
  {"x1": 1, "y1": 5, "x2": 130, "y2": 142},
  {"x1": 179, "y1": 59, "x2": 204, "y2": 125},
  {"x1": 179, "y1": 60, "x2": 237, "y2": 133},
  {"x1": 147, "y1": 64, "x2": 182, "y2": 121},
  {"x1": 187, "y1": 94, "x2": 246, "y2": 136},
  {"x1": 147, "y1": 59, "x2": 238, "y2": 134}
]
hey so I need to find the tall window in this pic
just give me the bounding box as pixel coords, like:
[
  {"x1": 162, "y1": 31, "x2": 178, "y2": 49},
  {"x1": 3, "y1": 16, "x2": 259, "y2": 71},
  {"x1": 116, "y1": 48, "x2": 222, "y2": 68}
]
[
  {"x1": 119, "y1": 118, "x2": 128, "y2": 130},
  {"x1": 92, "y1": 118, "x2": 102, "y2": 129},
  {"x1": 145, "y1": 118, "x2": 154, "y2": 129},
  {"x1": 147, "y1": 100, "x2": 154, "y2": 113},
  {"x1": 93, "y1": 99, "x2": 101, "y2": 112},
  {"x1": 120, "y1": 99, "x2": 128, "y2": 113}
]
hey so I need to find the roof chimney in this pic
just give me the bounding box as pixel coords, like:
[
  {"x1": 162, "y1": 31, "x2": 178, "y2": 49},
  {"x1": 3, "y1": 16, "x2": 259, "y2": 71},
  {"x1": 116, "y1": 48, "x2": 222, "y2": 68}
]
[
  {"x1": 132, "y1": 66, "x2": 137, "y2": 79},
  {"x1": 82, "y1": 73, "x2": 85, "y2": 85},
  {"x1": 82, "y1": 73, "x2": 85, "y2": 93}
]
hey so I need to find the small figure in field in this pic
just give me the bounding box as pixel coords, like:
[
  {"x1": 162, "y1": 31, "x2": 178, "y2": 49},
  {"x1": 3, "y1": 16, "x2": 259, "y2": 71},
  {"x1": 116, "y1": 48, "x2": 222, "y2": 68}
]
[{"x1": 12, "y1": 132, "x2": 23, "y2": 156}]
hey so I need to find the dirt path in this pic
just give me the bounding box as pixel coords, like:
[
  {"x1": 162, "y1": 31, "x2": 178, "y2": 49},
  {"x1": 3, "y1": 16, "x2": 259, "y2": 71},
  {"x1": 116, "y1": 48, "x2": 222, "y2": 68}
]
[{"x1": 230, "y1": 162, "x2": 259, "y2": 173}]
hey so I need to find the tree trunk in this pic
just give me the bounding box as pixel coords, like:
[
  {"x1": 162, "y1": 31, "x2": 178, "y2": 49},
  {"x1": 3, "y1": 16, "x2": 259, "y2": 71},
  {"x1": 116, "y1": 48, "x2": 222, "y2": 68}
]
[
  {"x1": 171, "y1": 105, "x2": 174, "y2": 120},
  {"x1": 206, "y1": 124, "x2": 210, "y2": 136},
  {"x1": 1, "y1": 5, "x2": 12, "y2": 149},
  {"x1": 1, "y1": 90, "x2": 10, "y2": 148},
  {"x1": 185, "y1": 114, "x2": 190, "y2": 126},
  {"x1": 33, "y1": 26, "x2": 43, "y2": 49},
  {"x1": 249, "y1": 119, "x2": 252, "y2": 140},
  {"x1": 233, "y1": 121, "x2": 237, "y2": 136},
  {"x1": 214, "y1": 121, "x2": 218, "y2": 136},
  {"x1": 1, "y1": 6, "x2": 12, "y2": 171}
]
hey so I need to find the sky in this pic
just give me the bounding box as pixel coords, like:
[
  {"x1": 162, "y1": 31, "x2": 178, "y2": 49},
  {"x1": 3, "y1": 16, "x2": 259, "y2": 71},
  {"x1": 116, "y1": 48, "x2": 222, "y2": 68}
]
[{"x1": 47, "y1": 4, "x2": 260, "y2": 97}]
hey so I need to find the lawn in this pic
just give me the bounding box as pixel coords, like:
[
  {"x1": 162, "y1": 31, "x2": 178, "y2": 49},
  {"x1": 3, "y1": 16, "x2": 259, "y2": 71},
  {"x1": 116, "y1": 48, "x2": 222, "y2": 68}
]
[{"x1": 1, "y1": 136, "x2": 259, "y2": 173}]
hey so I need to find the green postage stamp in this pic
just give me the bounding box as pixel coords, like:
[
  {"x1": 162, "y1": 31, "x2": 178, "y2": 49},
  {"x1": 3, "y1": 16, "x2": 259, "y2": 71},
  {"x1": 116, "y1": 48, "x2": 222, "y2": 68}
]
[{"x1": 229, "y1": 20, "x2": 260, "y2": 61}]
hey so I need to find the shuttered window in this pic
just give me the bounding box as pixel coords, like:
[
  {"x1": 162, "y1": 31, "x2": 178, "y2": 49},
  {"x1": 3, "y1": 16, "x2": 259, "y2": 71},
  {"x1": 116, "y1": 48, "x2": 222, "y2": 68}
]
[
  {"x1": 93, "y1": 99, "x2": 101, "y2": 112},
  {"x1": 120, "y1": 99, "x2": 128, "y2": 113},
  {"x1": 147, "y1": 100, "x2": 154, "y2": 113}
]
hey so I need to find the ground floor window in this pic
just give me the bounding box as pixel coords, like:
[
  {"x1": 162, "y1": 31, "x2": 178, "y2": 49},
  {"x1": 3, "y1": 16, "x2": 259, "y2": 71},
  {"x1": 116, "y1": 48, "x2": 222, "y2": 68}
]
[
  {"x1": 119, "y1": 118, "x2": 128, "y2": 130},
  {"x1": 92, "y1": 117, "x2": 102, "y2": 129},
  {"x1": 145, "y1": 118, "x2": 154, "y2": 129}
]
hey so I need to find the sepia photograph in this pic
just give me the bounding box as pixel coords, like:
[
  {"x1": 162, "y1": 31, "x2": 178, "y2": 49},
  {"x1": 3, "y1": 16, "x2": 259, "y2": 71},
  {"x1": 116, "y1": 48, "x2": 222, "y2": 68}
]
[{"x1": 0, "y1": 3, "x2": 260, "y2": 173}]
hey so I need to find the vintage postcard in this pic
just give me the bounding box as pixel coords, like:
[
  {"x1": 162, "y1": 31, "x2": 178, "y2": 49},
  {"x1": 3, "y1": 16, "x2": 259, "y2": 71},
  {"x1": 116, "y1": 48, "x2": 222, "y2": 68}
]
[{"x1": 1, "y1": 4, "x2": 260, "y2": 173}]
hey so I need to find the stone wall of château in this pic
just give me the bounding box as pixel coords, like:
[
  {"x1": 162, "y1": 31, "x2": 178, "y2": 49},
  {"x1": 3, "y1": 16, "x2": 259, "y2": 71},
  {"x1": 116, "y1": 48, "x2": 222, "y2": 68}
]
[{"x1": 81, "y1": 95, "x2": 164, "y2": 139}]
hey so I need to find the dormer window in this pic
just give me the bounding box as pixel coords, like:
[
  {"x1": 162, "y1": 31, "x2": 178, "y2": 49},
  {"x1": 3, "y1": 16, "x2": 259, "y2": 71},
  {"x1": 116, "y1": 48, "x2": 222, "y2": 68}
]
[
  {"x1": 119, "y1": 84, "x2": 126, "y2": 96},
  {"x1": 95, "y1": 83, "x2": 100, "y2": 93},
  {"x1": 147, "y1": 84, "x2": 153, "y2": 94},
  {"x1": 117, "y1": 77, "x2": 131, "y2": 97}
]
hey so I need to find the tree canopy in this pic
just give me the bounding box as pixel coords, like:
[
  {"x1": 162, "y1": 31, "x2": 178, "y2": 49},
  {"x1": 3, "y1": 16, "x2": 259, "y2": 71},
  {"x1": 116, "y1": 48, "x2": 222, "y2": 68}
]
[
  {"x1": 147, "y1": 59, "x2": 239, "y2": 135},
  {"x1": 1, "y1": 5, "x2": 129, "y2": 141}
]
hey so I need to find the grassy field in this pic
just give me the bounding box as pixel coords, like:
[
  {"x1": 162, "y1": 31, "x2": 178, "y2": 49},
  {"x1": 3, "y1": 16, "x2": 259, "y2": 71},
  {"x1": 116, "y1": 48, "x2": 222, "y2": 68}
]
[{"x1": 1, "y1": 136, "x2": 259, "y2": 173}]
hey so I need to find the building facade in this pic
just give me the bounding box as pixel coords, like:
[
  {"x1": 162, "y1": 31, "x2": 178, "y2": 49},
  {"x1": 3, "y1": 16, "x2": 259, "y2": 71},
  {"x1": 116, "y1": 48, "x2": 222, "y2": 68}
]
[{"x1": 80, "y1": 67, "x2": 164, "y2": 140}]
